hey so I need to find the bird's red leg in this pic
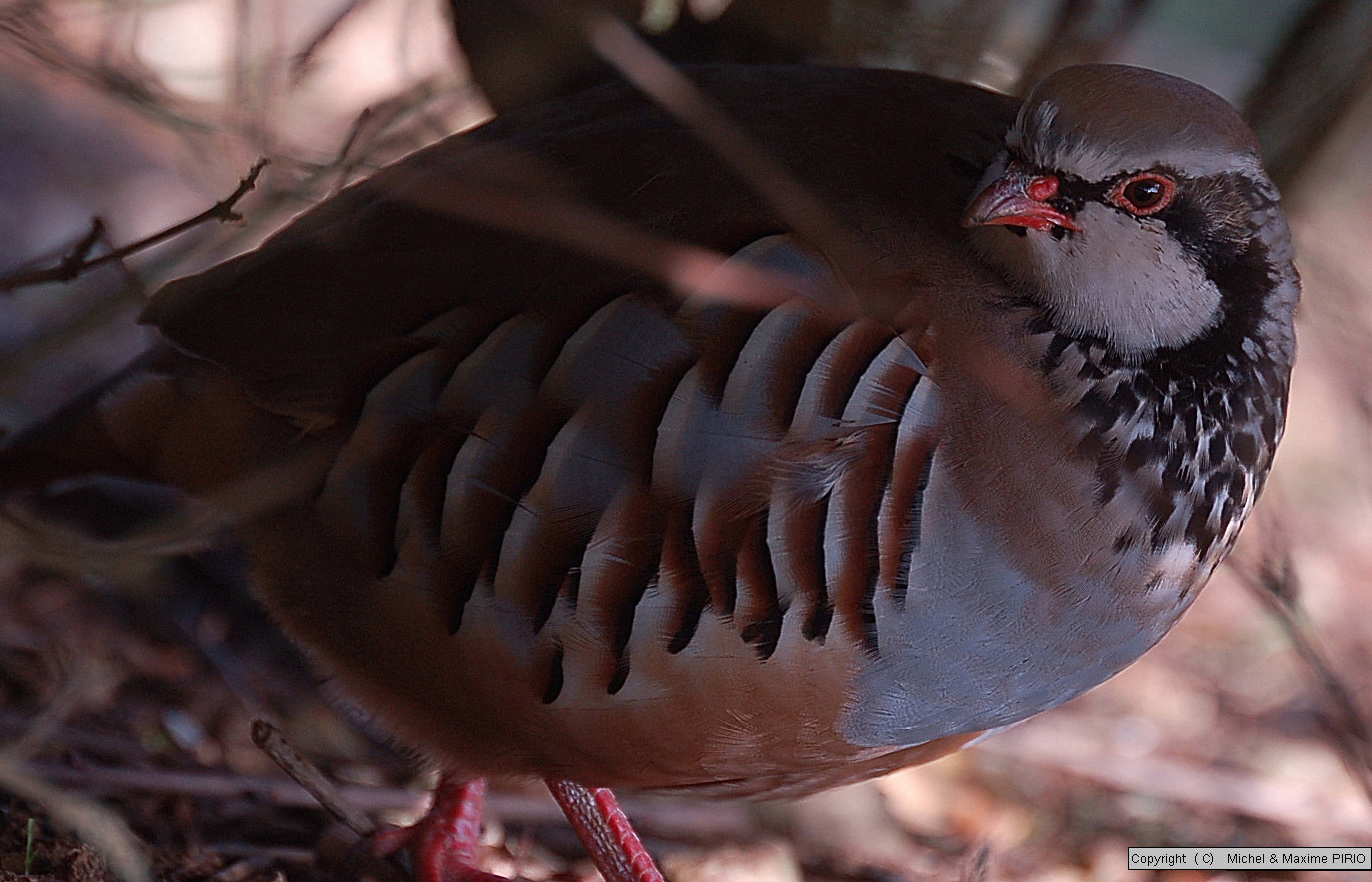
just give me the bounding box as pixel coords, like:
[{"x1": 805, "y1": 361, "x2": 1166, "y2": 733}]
[
  {"x1": 372, "y1": 774, "x2": 505, "y2": 882},
  {"x1": 544, "y1": 779, "x2": 666, "y2": 882}
]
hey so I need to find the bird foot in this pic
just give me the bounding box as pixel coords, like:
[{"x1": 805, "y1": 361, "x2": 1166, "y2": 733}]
[
  {"x1": 373, "y1": 774, "x2": 664, "y2": 882},
  {"x1": 545, "y1": 779, "x2": 665, "y2": 882},
  {"x1": 372, "y1": 775, "x2": 507, "y2": 882}
]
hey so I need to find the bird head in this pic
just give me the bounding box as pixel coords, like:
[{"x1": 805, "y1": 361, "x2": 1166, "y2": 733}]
[{"x1": 963, "y1": 64, "x2": 1295, "y2": 362}]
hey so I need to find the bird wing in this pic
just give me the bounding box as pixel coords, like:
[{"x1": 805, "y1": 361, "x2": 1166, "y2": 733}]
[{"x1": 141, "y1": 65, "x2": 1016, "y2": 424}]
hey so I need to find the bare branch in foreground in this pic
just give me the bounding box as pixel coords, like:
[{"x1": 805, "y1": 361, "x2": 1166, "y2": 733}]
[
  {"x1": 1231, "y1": 555, "x2": 1372, "y2": 806},
  {"x1": 0, "y1": 159, "x2": 269, "y2": 293},
  {"x1": 0, "y1": 656, "x2": 151, "y2": 882},
  {"x1": 251, "y1": 720, "x2": 377, "y2": 838},
  {"x1": 0, "y1": 758, "x2": 153, "y2": 882},
  {"x1": 980, "y1": 715, "x2": 1372, "y2": 841}
]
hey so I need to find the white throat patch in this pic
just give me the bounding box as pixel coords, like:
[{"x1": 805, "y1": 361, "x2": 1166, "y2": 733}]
[{"x1": 969, "y1": 201, "x2": 1223, "y2": 355}]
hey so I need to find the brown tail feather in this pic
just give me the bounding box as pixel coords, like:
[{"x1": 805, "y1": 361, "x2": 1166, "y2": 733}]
[
  {"x1": 0, "y1": 343, "x2": 343, "y2": 578},
  {"x1": 0, "y1": 348, "x2": 172, "y2": 499}
]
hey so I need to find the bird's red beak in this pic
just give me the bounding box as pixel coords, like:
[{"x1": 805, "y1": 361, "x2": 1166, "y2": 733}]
[{"x1": 962, "y1": 164, "x2": 1080, "y2": 232}]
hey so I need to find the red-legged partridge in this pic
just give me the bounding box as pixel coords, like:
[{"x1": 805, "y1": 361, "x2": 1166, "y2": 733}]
[{"x1": 3, "y1": 63, "x2": 1297, "y2": 882}]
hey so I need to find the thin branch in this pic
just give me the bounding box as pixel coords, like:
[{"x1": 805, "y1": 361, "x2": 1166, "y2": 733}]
[
  {"x1": 0, "y1": 656, "x2": 150, "y2": 882},
  {"x1": 981, "y1": 716, "x2": 1372, "y2": 841},
  {"x1": 0, "y1": 159, "x2": 269, "y2": 293},
  {"x1": 0, "y1": 12, "x2": 214, "y2": 135},
  {"x1": 1017, "y1": 0, "x2": 1154, "y2": 92},
  {"x1": 331, "y1": 107, "x2": 375, "y2": 192},
  {"x1": 251, "y1": 720, "x2": 377, "y2": 837},
  {"x1": 3, "y1": 656, "x2": 112, "y2": 762},
  {"x1": 290, "y1": 0, "x2": 374, "y2": 83},
  {"x1": 25, "y1": 760, "x2": 758, "y2": 840},
  {"x1": 517, "y1": 2, "x2": 899, "y2": 315},
  {"x1": 1230, "y1": 556, "x2": 1372, "y2": 806},
  {"x1": 327, "y1": 77, "x2": 453, "y2": 192},
  {"x1": 0, "y1": 756, "x2": 153, "y2": 882},
  {"x1": 395, "y1": 148, "x2": 823, "y2": 312}
]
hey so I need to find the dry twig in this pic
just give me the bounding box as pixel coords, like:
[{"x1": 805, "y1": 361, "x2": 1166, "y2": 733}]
[
  {"x1": 980, "y1": 715, "x2": 1372, "y2": 841},
  {"x1": 290, "y1": 0, "x2": 375, "y2": 83},
  {"x1": 0, "y1": 160, "x2": 269, "y2": 293},
  {"x1": 1231, "y1": 555, "x2": 1372, "y2": 805},
  {"x1": 0, "y1": 758, "x2": 153, "y2": 882},
  {"x1": 560, "y1": 3, "x2": 877, "y2": 313},
  {"x1": 0, "y1": 655, "x2": 151, "y2": 882},
  {"x1": 251, "y1": 720, "x2": 377, "y2": 837},
  {"x1": 25, "y1": 759, "x2": 758, "y2": 840}
]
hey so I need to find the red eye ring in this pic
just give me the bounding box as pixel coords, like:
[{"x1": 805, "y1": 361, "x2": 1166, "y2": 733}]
[{"x1": 1108, "y1": 172, "x2": 1177, "y2": 216}]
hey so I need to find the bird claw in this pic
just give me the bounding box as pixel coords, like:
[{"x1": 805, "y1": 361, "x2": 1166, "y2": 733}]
[
  {"x1": 372, "y1": 776, "x2": 508, "y2": 882},
  {"x1": 370, "y1": 774, "x2": 664, "y2": 882}
]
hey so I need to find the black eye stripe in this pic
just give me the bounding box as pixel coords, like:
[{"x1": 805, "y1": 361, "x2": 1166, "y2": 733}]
[
  {"x1": 1051, "y1": 176, "x2": 1099, "y2": 213},
  {"x1": 1006, "y1": 155, "x2": 1195, "y2": 215}
]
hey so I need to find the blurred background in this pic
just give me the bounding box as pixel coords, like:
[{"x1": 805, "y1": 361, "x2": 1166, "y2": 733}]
[{"x1": 2, "y1": 1, "x2": 1372, "y2": 881}]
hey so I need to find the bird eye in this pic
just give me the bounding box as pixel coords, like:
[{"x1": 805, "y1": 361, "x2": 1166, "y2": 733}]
[{"x1": 1109, "y1": 173, "x2": 1177, "y2": 216}]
